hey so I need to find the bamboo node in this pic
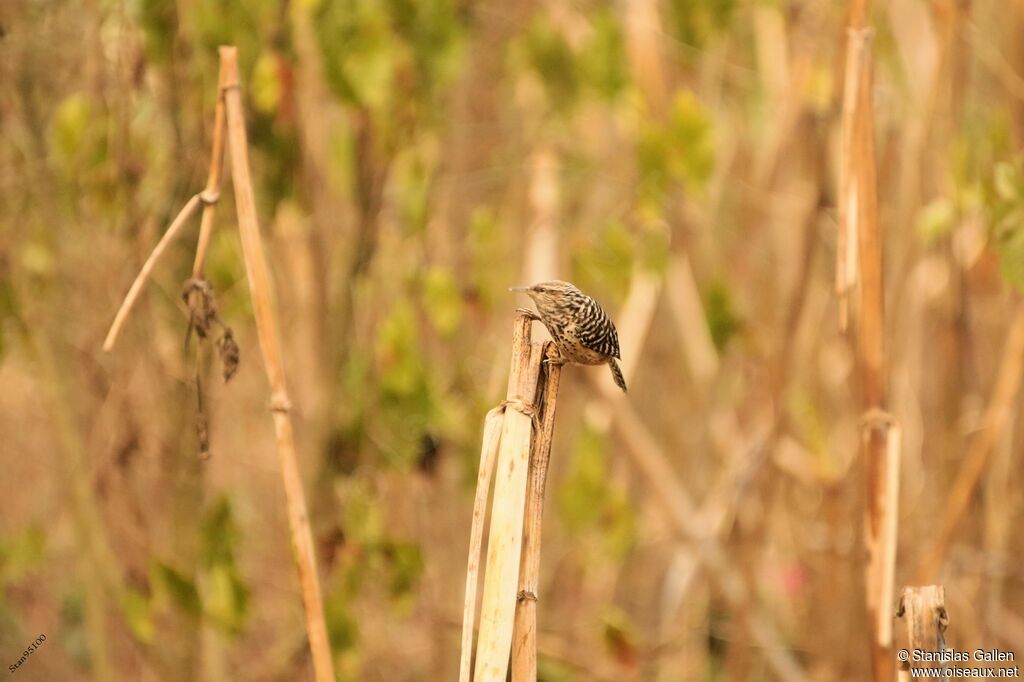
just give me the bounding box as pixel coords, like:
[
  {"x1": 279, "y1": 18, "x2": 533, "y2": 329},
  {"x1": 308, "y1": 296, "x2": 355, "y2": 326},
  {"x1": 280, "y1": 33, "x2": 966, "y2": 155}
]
[
  {"x1": 860, "y1": 407, "x2": 895, "y2": 429},
  {"x1": 846, "y1": 26, "x2": 876, "y2": 42},
  {"x1": 516, "y1": 590, "x2": 538, "y2": 603},
  {"x1": 500, "y1": 399, "x2": 537, "y2": 417},
  {"x1": 500, "y1": 399, "x2": 539, "y2": 429},
  {"x1": 270, "y1": 397, "x2": 292, "y2": 413},
  {"x1": 199, "y1": 189, "x2": 220, "y2": 205}
]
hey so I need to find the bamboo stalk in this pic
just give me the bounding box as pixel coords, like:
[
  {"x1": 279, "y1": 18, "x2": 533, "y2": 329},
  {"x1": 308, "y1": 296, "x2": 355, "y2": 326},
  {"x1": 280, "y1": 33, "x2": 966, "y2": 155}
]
[
  {"x1": 511, "y1": 342, "x2": 562, "y2": 682},
  {"x1": 192, "y1": 58, "x2": 229, "y2": 277},
  {"x1": 474, "y1": 316, "x2": 544, "y2": 681},
  {"x1": 916, "y1": 305, "x2": 1024, "y2": 583},
  {"x1": 864, "y1": 412, "x2": 901, "y2": 670},
  {"x1": 459, "y1": 406, "x2": 507, "y2": 682},
  {"x1": 853, "y1": 33, "x2": 884, "y2": 409},
  {"x1": 896, "y1": 586, "x2": 948, "y2": 681},
  {"x1": 219, "y1": 46, "x2": 335, "y2": 682},
  {"x1": 836, "y1": 25, "x2": 871, "y2": 331},
  {"x1": 838, "y1": 1, "x2": 901, "y2": 677}
]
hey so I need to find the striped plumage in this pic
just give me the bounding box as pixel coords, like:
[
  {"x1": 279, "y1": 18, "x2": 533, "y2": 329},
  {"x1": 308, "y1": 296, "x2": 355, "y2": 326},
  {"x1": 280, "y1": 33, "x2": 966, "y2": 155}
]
[{"x1": 510, "y1": 280, "x2": 627, "y2": 392}]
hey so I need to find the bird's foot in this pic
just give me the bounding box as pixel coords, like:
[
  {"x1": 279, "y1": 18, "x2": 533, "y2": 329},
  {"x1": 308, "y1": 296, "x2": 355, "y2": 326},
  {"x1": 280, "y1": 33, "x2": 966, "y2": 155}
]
[{"x1": 515, "y1": 307, "x2": 541, "y2": 321}]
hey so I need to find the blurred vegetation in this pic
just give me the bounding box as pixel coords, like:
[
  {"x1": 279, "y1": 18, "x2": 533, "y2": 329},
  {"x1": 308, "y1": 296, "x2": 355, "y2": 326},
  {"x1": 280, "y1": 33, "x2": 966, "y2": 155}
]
[{"x1": 2, "y1": 0, "x2": 1024, "y2": 679}]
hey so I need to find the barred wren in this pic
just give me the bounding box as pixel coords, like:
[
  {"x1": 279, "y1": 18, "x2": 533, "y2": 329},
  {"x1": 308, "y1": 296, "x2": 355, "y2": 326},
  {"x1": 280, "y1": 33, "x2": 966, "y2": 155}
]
[{"x1": 510, "y1": 280, "x2": 627, "y2": 392}]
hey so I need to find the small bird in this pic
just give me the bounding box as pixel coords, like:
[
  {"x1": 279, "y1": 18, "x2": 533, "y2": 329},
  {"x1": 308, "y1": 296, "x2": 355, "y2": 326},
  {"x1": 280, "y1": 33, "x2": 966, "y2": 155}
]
[{"x1": 510, "y1": 280, "x2": 627, "y2": 392}]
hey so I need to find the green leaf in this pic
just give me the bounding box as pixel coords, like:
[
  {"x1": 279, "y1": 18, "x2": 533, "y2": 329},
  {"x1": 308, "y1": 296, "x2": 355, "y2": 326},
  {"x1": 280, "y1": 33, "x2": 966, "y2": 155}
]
[
  {"x1": 314, "y1": 0, "x2": 395, "y2": 109},
  {"x1": 988, "y1": 157, "x2": 1024, "y2": 293},
  {"x1": 666, "y1": 91, "x2": 715, "y2": 190},
  {"x1": 59, "y1": 592, "x2": 90, "y2": 667},
  {"x1": 120, "y1": 588, "x2": 155, "y2": 642},
  {"x1": 382, "y1": 541, "x2": 424, "y2": 599},
  {"x1": 994, "y1": 162, "x2": 1020, "y2": 202},
  {"x1": 559, "y1": 428, "x2": 608, "y2": 531},
  {"x1": 422, "y1": 267, "x2": 464, "y2": 336},
  {"x1": 703, "y1": 278, "x2": 740, "y2": 351},
  {"x1": 468, "y1": 207, "x2": 505, "y2": 306},
  {"x1": 601, "y1": 606, "x2": 639, "y2": 667},
  {"x1": 251, "y1": 52, "x2": 283, "y2": 114},
  {"x1": 996, "y1": 210, "x2": 1024, "y2": 293},
  {"x1": 537, "y1": 657, "x2": 578, "y2": 682},
  {"x1": 50, "y1": 93, "x2": 92, "y2": 162},
  {"x1": 572, "y1": 220, "x2": 634, "y2": 297},
  {"x1": 153, "y1": 562, "x2": 201, "y2": 618},
  {"x1": 581, "y1": 10, "x2": 627, "y2": 100},
  {"x1": 325, "y1": 590, "x2": 360, "y2": 653},
  {"x1": 0, "y1": 526, "x2": 45, "y2": 584},
  {"x1": 341, "y1": 478, "x2": 385, "y2": 545},
  {"x1": 636, "y1": 91, "x2": 714, "y2": 201},
  {"x1": 522, "y1": 18, "x2": 579, "y2": 113},
  {"x1": 204, "y1": 564, "x2": 249, "y2": 635},
  {"x1": 201, "y1": 497, "x2": 240, "y2": 569},
  {"x1": 395, "y1": 147, "x2": 432, "y2": 234},
  {"x1": 666, "y1": 0, "x2": 737, "y2": 51},
  {"x1": 916, "y1": 198, "x2": 955, "y2": 244},
  {"x1": 557, "y1": 427, "x2": 636, "y2": 559},
  {"x1": 138, "y1": 0, "x2": 176, "y2": 61},
  {"x1": 19, "y1": 240, "x2": 55, "y2": 278}
]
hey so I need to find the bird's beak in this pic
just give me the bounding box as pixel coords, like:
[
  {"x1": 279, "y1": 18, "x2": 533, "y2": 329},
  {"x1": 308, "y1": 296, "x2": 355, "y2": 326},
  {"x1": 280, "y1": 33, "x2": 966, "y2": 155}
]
[{"x1": 509, "y1": 286, "x2": 532, "y2": 293}]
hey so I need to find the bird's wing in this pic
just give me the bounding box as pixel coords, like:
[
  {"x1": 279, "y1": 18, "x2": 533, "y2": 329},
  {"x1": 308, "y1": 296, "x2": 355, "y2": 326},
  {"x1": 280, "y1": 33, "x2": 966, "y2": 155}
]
[{"x1": 579, "y1": 299, "x2": 621, "y2": 359}]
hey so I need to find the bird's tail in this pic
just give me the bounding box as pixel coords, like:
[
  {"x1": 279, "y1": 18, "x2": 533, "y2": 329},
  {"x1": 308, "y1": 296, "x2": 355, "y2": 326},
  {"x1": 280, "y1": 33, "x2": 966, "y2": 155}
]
[{"x1": 608, "y1": 358, "x2": 627, "y2": 393}]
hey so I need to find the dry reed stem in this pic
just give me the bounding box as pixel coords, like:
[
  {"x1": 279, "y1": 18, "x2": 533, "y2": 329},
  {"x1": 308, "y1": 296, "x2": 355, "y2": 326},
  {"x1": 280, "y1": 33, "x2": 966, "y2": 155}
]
[
  {"x1": 608, "y1": 269, "x2": 661, "y2": 382},
  {"x1": 219, "y1": 46, "x2": 335, "y2": 682},
  {"x1": 896, "y1": 586, "x2": 948, "y2": 681},
  {"x1": 459, "y1": 406, "x2": 506, "y2": 682},
  {"x1": 969, "y1": 24, "x2": 1024, "y2": 102},
  {"x1": 622, "y1": 0, "x2": 667, "y2": 116},
  {"x1": 864, "y1": 413, "x2": 901, "y2": 655},
  {"x1": 853, "y1": 47, "x2": 884, "y2": 408},
  {"x1": 102, "y1": 193, "x2": 203, "y2": 352},
  {"x1": 192, "y1": 58, "x2": 228, "y2": 277},
  {"x1": 522, "y1": 147, "x2": 560, "y2": 286},
  {"x1": 474, "y1": 317, "x2": 544, "y2": 681},
  {"x1": 839, "y1": 2, "x2": 899, "y2": 676},
  {"x1": 837, "y1": 24, "x2": 873, "y2": 331},
  {"x1": 511, "y1": 343, "x2": 562, "y2": 682},
  {"x1": 582, "y1": 268, "x2": 660, "y2": 437},
  {"x1": 666, "y1": 255, "x2": 719, "y2": 388},
  {"x1": 916, "y1": 305, "x2": 1024, "y2": 583},
  {"x1": 586, "y1": 372, "x2": 806, "y2": 681}
]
